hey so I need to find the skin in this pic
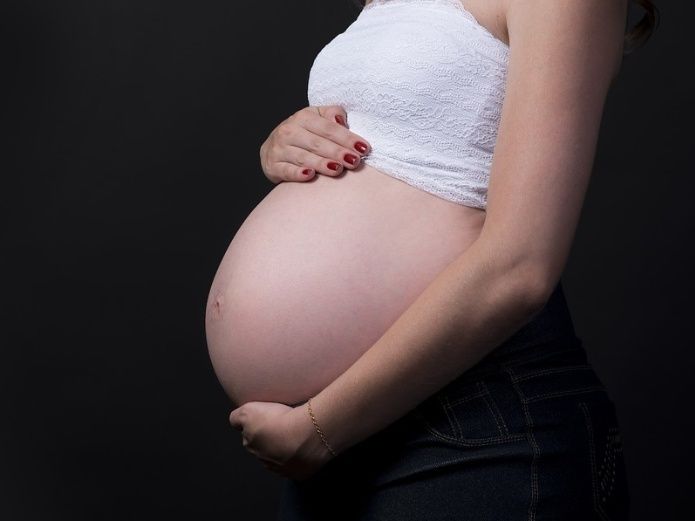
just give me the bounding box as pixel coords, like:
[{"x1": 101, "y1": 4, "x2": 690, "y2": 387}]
[
  {"x1": 259, "y1": 105, "x2": 374, "y2": 183},
  {"x1": 230, "y1": 0, "x2": 628, "y2": 480}
]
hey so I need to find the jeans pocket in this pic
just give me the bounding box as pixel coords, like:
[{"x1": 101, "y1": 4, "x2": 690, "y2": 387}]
[
  {"x1": 413, "y1": 370, "x2": 526, "y2": 446},
  {"x1": 578, "y1": 395, "x2": 631, "y2": 520}
]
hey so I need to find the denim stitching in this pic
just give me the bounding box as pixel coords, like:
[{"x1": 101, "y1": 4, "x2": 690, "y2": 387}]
[
  {"x1": 438, "y1": 380, "x2": 509, "y2": 440},
  {"x1": 444, "y1": 392, "x2": 464, "y2": 439},
  {"x1": 416, "y1": 414, "x2": 527, "y2": 446},
  {"x1": 511, "y1": 364, "x2": 594, "y2": 382},
  {"x1": 579, "y1": 401, "x2": 612, "y2": 521},
  {"x1": 478, "y1": 380, "x2": 508, "y2": 437},
  {"x1": 371, "y1": 451, "x2": 526, "y2": 492},
  {"x1": 440, "y1": 393, "x2": 462, "y2": 439},
  {"x1": 496, "y1": 346, "x2": 580, "y2": 369},
  {"x1": 481, "y1": 381, "x2": 511, "y2": 436},
  {"x1": 599, "y1": 427, "x2": 620, "y2": 516},
  {"x1": 446, "y1": 388, "x2": 488, "y2": 408},
  {"x1": 523, "y1": 386, "x2": 606, "y2": 404},
  {"x1": 414, "y1": 403, "x2": 524, "y2": 446},
  {"x1": 505, "y1": 366, "x2": 539, "y2": 521}
]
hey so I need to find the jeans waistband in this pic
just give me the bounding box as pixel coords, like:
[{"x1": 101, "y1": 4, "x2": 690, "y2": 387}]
[
  {"x1": 463, "y1": 280, "x2": 580, "y2": 376},
  {"x1": 497, "y1": 280, "x2": 576, "y2": 353}
]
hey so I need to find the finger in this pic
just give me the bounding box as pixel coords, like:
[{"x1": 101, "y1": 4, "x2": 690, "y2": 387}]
[
  {"x1": 259, "y1": 456, "x2": 282, "y2": 467},
  {"x1": 298, "y1": 109, "x2": 372, "y2": 157},
  {"x1": 303, "y1": 115, "x2": 371, "y2": 157},
  {"x1": 262, "y1": 459, "x2": 288, "y2": 477},
  {"x1": 272, "y1": 161, "x2": 317, "y2": 182},
  {"x1": 229, "y1": 408, "x2": 244, "y2": 431},
  {"x1": 287, "y1": 129, "x2": 362, "y2": 173},
  {"x1": 320, "y1": 105, "x2": 349, "y2": 129},
  {"x1": 268, "y1": 142, "x2": 327, "y2": 176},
  {"x1": 285, "y1": 144, "x2": 360, "y2": 177}
]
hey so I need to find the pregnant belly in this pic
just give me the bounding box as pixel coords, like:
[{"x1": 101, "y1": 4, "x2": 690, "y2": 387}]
[{"x1": 205, "y1": 165, "x2": 486, "y2": 407}]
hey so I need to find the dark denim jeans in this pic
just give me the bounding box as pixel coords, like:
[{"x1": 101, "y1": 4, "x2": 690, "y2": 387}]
[{"x1": 277, "y1": 282, "x2": 630, "y2": 520}]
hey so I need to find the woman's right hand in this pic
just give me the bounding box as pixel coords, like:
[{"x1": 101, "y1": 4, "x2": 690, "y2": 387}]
[{"x1": 259, "y1": 105, "x2": 372, "y2": 184}]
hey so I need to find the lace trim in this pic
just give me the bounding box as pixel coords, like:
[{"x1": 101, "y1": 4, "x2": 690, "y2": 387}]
[
  {"x1": 364, "y1": 154, "x2": 488, "y2": 209},
  {"x1": 307, "y1": 0, "x2": 510, "y2": 210},
  {"x1": 363, "y1": 0, "x2": 510, "y2": 54}
]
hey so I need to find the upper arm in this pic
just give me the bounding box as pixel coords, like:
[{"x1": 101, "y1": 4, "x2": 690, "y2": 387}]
[{"x1": 480, "y1": 0, "x2": 627, "y2": 298}]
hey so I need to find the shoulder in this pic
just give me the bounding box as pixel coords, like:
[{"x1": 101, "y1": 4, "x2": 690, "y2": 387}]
[{"x1": 504, "y1": 0, "x2": 628, "y2": 80}]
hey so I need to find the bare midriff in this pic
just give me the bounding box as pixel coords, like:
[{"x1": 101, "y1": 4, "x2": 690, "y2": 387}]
[{"x1": 205, "y1": 164, "x2": 486, "y2": 407}]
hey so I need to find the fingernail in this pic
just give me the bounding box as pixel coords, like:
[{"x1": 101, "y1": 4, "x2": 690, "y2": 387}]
[
  {"x1": 354, "y1": 141, "x2": 369, "y2": 154},
  {"x1": 327, "y1": 162, "x2": 341, "y2": 171},
  {"x1": 335, "y1": 115, "x2": 346, "y2": 127},
  {"x1": 343, "y1": 153, "x2": 358, "y2": 165},
  {"x1": 302, "y1": 168, "x2": 313, "y2": 176}
]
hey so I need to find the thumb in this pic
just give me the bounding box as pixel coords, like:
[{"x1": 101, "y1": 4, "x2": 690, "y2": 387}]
[
  {"x1": 320, "y1": 105, "x2": 349, "y2": 129},
  {"x1": 229, "y1": 407, "x2": 245, "y2": 431}
]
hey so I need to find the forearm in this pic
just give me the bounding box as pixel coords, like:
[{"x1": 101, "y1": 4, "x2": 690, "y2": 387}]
[{"x1": 308, "y1": 236, "x2": 551, "y2": 455}]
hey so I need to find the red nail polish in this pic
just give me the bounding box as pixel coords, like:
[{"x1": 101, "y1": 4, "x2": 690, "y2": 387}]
[
  {"x1": 343, "y1": 153, "x2": 358, "y2": 165},
  {"x1": 354, "y1": 141, "x2": 368, "y2": 154},
  {"x1": 327, "y1": 162, "x2": 341, "y2": 171},
  {"x1": 302, "y1": 168, "x2": 312, "y2": 176},
  {"x1": 335, "y1": 115, "x2": 346, "y2": 127}
]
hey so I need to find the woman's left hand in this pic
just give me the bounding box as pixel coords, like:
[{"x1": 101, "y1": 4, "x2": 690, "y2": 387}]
[{"x1": 229, "y1": 401, "x2": 335, "y2": 481}]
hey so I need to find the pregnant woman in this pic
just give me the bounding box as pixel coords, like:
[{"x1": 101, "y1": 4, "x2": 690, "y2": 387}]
[{"x1": 206, "y1": 0, "x2": 658, "y2": 518}]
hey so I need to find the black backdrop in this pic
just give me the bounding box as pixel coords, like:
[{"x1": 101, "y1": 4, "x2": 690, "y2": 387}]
[{"x1": 1, "y1": 1, "x2": 692, "y2": 519}]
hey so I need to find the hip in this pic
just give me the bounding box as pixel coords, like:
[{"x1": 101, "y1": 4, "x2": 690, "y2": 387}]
[{"x1": 277, "y1": 283, "x2": 631, "y2": 520}]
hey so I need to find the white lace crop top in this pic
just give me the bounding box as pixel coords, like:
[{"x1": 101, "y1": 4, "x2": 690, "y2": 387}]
[{"x1": 307, "y1": 0, "x2": 510, "y2": 210}]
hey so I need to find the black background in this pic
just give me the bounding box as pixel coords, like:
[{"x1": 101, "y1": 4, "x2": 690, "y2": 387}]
[{"x1": 1, "y1": 1, "x2": 692, "y2": 519}]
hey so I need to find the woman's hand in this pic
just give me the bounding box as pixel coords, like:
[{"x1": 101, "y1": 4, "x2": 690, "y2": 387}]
[
  {"x1": 229, "y1": 400, "x2": 336, "y2": 481},
  {"x1": 260, "y1": 105, "x2": 372, "y2": 184}
]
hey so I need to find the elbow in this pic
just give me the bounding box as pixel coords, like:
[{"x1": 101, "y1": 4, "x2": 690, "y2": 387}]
[
  {"x1": 467, "y1": 235, "x2": 562, "y2": 317},
  {"x1": 498, "y1": 261, "x2": 558, "y2": 318},
  {"x1": 523, "y1": 270, "x2": 556, "y2": 313}
]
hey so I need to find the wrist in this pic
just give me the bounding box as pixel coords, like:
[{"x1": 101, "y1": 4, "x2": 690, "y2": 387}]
[{"x1": 291, "y1": 400, "x2": 339, "y2": 466}]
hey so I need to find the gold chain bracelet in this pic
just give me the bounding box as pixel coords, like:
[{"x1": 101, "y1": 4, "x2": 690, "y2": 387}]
[{"x1": 306, "y1": 398, "x2": 337, "y2": 457}]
